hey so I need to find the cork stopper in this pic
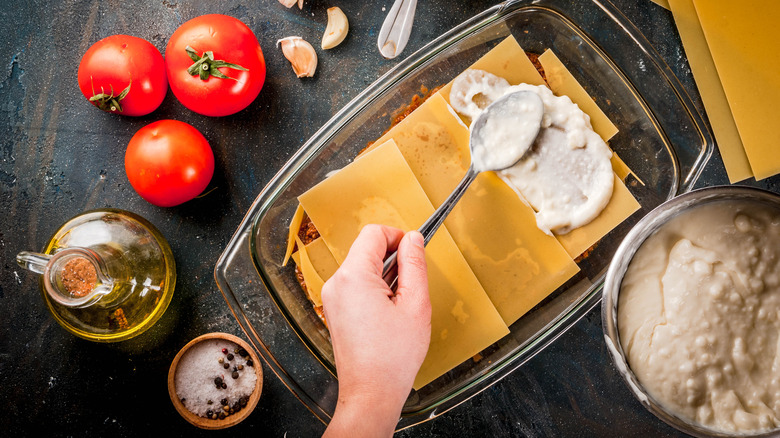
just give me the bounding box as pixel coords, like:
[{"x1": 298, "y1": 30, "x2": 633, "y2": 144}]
[
  {"x1": 32, "y1": 248, "x2": 114, "y2": 308},
  {"x1": 60, "y1": 256, "x2": 98, "y2": 298}
]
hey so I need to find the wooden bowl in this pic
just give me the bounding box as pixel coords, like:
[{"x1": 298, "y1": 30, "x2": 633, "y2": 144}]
[{"x1": 168, "y1": 332, "x2": 263, "y2": 429}]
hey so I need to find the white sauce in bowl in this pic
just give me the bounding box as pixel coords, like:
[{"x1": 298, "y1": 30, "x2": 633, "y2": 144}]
[
  {"x1": 619, "y1": 200, "x2": 780, "y2": 433},
  {"x1": 450, "y1": 69, "x2": 613, "y2": 234}
]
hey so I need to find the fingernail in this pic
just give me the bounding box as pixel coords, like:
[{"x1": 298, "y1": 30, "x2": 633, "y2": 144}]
[{"x1": 409, "y1": 231, "x2": 424, "y2": 248}]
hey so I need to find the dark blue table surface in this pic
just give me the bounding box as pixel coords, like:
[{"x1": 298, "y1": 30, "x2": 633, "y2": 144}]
[{"x1": 2, "y1": 1, "x2": 777, "y2": 436}]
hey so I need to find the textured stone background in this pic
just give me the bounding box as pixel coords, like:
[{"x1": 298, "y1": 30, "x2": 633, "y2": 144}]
[{"x1": 1, "y1": 0, "x2": 776, "y2": 436}]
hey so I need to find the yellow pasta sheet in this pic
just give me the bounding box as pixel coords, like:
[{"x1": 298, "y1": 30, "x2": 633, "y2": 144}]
[
  {"x1": 291, "y1": 237, "x2": 340, "y2": 307},
  {"x1": 668, "y1": 0, "x2": 752, "y2": 183},
  {"x1": 693, "y1": 0, "x2": 780, "y2": 180},
  {"x1": 556, "y1": 174, "x2": 639, "y2": 258},
  {"x1": 298, "y1": 140, "x2": 509, "y2": 390},
  {"x1": 649, "y1": 0, "x2": 670, "y2": 10},
  {"x1": 283, "y1": 203, "x2": 306, "y2": 266},
  {"x1": 372, "y1": 94, "x2": 579, "y2": 325},
  {"x1": 438, "y1": 36, "x2": 546, "y2": 104},
  {"x1": 538, "y1": 50, "x2": 618, "y2": 143}
]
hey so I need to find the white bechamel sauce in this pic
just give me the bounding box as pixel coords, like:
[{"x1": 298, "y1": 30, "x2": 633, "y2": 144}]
[
  {"x1": 619, "y1": 200, "x2": 780, "y2": 434},
  {"x1": 450, "y1": 69, "x2": 613, "y2": 234},
  {"x1": 450, "y1": 69, "x2": 510, "y2": 119},
  {"x1": 470, "y1": 92, "x2": 543, "y2": 172}
]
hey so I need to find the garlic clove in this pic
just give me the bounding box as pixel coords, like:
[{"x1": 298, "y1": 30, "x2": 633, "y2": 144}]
[
  {"x1": 322, "y1": 7, "x2": 349, "y2": 50},
  {"x1": 277, "y1": 37, "x2": 318, "y2": 78},
  {"x1": 278, "y1": 0, "x2": 297, "y2": 8},
  {"x1": 297, "y1": 0, "x2": 304, "y2": 9}
]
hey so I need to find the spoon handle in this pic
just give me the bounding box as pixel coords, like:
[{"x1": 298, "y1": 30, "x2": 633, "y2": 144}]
[
  {"x1": 382, "y1": 166, "x2": 480, "y2": 288},
  {"x1": 377, "y1": 0, "x2": 418, "y2": 59}
]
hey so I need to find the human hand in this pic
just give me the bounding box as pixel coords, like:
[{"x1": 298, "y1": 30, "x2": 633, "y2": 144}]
[{"x1": 321, "y1": 224, "x2": 431, "y2": 437}]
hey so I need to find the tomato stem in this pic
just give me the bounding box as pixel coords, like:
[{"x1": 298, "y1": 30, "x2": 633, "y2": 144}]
[
  {"x1": 185, "y1": 46, "x2": 248, "y2": 81},
  {"x1": 89, "y1": 78, "x2": 131, "y2": 113},
  {"x1": 195, "y1": 186, "x2": 219, "y2": 198}
]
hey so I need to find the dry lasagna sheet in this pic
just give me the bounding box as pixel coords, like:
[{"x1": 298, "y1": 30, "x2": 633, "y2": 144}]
[{"x1": 289, "y1": 35, "x2": 640, "y2": 390}]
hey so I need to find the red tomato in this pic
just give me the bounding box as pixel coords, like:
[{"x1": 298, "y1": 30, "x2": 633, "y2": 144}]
[
  {"x1": 125, "y1": 120, "x2": 215, "y2": 207},
  {"x1": 78, "y1": 35, "x2": 167, "y2": 116},
  {"x1": 165, "y1": 14, "x2": 266, "y2": 117}
]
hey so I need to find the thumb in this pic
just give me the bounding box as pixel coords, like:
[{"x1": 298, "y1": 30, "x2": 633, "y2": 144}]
[{"x1": 396, "y1": 231, "x2": 430, "y2": 312}]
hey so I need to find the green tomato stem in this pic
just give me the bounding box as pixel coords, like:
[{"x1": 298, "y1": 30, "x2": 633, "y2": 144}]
[
  {"x1": 89, "y1": 80, "x2": 131, "y2": 113},
  {"x1": 185, "y1": 46, "x2": 249, "y2": 81}
]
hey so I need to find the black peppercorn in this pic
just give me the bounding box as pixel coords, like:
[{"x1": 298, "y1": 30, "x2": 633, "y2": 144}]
[
  {"x1": 214, "y1": 377, "x2": 223, "y2": 385},
  {"x1": 221, "y1": 398, "x2": 228, "y2": 406},
  {"x1": 246, "y1": 359, "x2": 253, "y2": 367},
  {"x1": 238, "y1": 348, "x2": 249, "y2": 358},
  {"x1": 239, "y1": 396, "x2": 248, "y2": 407},
  {"x1": 227, "y1": 353, "x2": 234, "y2": 361},
  {"x1": 222, "y1": 382, "x2": 227, "y2": 389},
  {"x1": 232, "y1": 371, "x2": 239, "y2": 379}
]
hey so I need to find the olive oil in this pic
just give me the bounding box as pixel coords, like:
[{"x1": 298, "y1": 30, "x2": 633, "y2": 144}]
[{"x1": 29, "y1": 209, "x2": 175, "y2": 342}]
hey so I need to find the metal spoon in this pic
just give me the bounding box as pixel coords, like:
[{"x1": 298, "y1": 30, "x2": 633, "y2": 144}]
[
  {"x1": 381, "y1": 90, "x2": 545, "y2": 287},
  {"x1": 377, "y1": 0, "x2": 417, "y2": 59}
]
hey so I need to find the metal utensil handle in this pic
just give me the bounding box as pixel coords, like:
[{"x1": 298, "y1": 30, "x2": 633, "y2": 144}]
[{"x1": 382, "y1": 166, "x2": 479, "y2": 287}]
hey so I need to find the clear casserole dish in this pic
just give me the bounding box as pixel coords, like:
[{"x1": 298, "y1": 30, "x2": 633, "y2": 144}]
[{"x1": 215, "y1": 0, "x2": 713, "y2": 430}]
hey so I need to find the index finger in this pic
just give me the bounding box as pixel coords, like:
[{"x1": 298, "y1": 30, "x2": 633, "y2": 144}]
[{"x1": 341, "y1": 224, "x2": 405, "y2": 276}]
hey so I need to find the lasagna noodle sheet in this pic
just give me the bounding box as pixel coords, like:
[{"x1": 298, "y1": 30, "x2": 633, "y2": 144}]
[
  {"x1": 283, "y1": 203, "x2": 306, "y2": 266},
  {"x1": 438, "y1": 35, "x2": 545, "y2": 106},
  {"x1": 693, "y1": 0, "x2": 780, "y2": 180},
  {"x1": 649, "y1": 0, "x2": 670, "y2": 11},
  {"x1": 292, "y1": 237, "x2": 340, "y2": 307},
  {"x1": 537, "y1": 50, "x2": 619, "y2": 143},
  {"x1": 373, "y1": 94, "x2": 579, "y2": 325},
  {"x1": 667, "y1": 0, "x2": 752, "y2": 182},
  {"x1": 298, "y1": 140, "x2": 509, "y2": 390},
  {"x1": 555, "y1": 174, "x2": 640, "y2": 258}
]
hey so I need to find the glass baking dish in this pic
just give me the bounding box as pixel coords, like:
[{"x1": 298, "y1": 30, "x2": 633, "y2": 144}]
[{"x1": 215, "y1": 0, "x2": 714, "y2": 430}]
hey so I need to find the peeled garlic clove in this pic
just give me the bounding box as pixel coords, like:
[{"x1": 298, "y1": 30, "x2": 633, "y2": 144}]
[
  {"x1": 297, "y1": 0, "x2": 304, "y2": 9},
  {"x1": 322, "y1": 7, "x2": 349, "y2": 50},
  {"x1": 278, "y1": 0, "x2": 297, "y2": 8},
  {"x1": 278, "y1": 37, "x2": 317, "y2": 78}
]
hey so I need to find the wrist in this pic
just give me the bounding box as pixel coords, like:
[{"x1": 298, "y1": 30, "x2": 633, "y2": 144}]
[{"x1": 324, "y1": 386, "x2": 405, "y2": 437}]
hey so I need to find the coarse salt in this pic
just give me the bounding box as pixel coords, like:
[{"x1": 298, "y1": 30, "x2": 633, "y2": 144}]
[{"x1": 175, "y1": 339, "x2": 257, "y2": 418}]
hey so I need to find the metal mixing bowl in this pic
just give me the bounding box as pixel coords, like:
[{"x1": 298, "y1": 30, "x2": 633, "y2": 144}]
[{"x1": 603, "y1": 185, "x2": 780, "y2": 437}]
